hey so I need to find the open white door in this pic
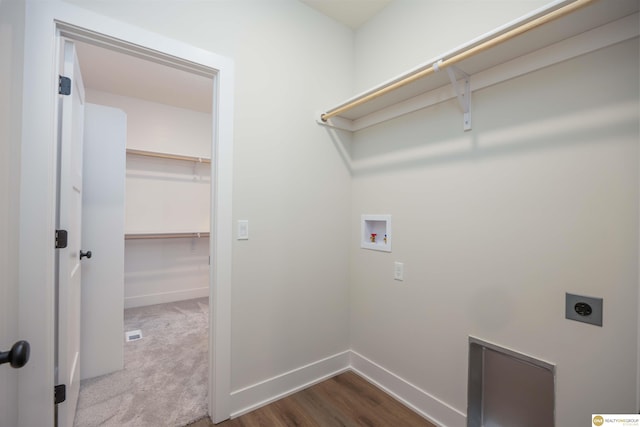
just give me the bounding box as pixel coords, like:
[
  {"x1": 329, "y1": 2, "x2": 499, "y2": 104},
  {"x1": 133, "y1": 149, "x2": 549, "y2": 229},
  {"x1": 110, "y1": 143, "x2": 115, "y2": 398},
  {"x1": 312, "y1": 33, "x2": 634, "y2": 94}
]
[
  {"x1": 80, "y1": 103, "x2": 126, "y2": 380},
  {"x1": 56, "y1": 39, "x2": 86, "y2": 427}
]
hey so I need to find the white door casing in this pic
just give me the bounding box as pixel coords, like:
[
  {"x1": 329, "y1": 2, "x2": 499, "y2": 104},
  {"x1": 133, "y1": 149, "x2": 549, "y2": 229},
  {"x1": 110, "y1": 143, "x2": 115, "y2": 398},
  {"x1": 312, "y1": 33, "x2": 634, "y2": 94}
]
[
  {"x1": 20, "y1": 2, "x2": 234, "y2": 425},
  {"x1": 56, "y1": 39, "x2": 85, "y2": 427}
]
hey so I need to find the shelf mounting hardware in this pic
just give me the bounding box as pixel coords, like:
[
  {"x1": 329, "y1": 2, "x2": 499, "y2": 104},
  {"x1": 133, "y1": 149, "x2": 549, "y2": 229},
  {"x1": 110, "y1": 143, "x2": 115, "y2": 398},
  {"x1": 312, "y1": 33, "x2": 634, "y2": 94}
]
[
  {"x1": 446, "y1": 66, "x2": 471, "y2": 131},
  {"x1": 318, "y1": 0, "x2": 602, "y2": 131},
  {"x1": 434, "y1": 60, "x2": 471, "y2": 131}
]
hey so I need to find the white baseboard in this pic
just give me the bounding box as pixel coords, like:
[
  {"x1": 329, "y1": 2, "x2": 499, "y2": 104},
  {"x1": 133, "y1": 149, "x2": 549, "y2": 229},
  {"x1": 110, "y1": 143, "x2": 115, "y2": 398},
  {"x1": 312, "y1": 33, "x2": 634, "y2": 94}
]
[
  {"x1": 228, "y1": 349, "x2": 466, "y2": 426},
  {"x1": 230, "y1": 351, "x2": 351, "y2": 418},
  {"x1": 124, "y1": 287, "x2": 209, "y2": 308},
  {"x1": 349, "y1": 350, "x2": 466, "y2": 427}
]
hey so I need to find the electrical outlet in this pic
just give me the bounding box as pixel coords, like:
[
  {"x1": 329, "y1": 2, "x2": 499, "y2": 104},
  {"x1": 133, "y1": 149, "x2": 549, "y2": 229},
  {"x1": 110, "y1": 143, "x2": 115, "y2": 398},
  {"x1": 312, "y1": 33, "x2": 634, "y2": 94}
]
[
  {"x1": 565, "y1": 293, "x2": 602, "y2": 326},
  {"x1": 394, "y1": 262, "x2": 404, "y2": 281}
]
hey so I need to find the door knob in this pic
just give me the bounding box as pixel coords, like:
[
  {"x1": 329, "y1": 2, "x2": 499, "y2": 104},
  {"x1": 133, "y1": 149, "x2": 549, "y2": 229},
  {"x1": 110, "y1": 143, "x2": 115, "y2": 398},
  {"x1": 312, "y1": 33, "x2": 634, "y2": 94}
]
[
  {"x1": 80, "y1": 250, "x2": 92, "y2": 260},
  {"x1": 0, "y1": 340, "x2": 30, "y2": 368}
]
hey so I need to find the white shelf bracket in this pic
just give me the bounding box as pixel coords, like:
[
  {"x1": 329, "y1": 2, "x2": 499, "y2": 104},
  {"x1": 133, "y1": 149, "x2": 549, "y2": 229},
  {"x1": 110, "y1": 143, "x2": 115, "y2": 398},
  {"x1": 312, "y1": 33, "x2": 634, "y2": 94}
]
[
  {"x1": 315, "y1": 111, "x2": 354, "y2": 132},
  {"x1": 443, "y1": 64, "x2": 472, "y2": 131}
]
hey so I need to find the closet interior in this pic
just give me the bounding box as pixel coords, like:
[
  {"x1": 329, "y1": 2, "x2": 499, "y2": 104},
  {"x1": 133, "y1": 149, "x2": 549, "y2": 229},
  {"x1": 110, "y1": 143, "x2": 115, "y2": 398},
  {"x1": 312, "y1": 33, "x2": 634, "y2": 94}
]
[{"x1": 76, "y1": 37, "x2": 213, "y2": 315}]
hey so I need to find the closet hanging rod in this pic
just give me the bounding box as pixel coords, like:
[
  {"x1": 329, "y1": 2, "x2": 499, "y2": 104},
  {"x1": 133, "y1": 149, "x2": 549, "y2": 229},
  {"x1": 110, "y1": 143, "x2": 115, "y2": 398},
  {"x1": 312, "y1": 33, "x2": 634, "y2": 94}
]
[
  {"x1": 320, "y1": 0, "x2": 596, "y2": 122},
  {"x1": 125, "y1": 232, "x2": 210, "y2": 240},
  {"x1": 126, "y1": 148, "x2": 211, "y2": 164}
]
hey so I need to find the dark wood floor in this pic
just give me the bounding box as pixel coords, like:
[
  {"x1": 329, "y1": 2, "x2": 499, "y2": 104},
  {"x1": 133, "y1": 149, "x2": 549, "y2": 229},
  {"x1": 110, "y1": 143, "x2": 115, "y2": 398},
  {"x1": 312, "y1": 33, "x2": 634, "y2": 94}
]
[{"x1": 185, "y1": 371, "x2": 436, "y2": 427}]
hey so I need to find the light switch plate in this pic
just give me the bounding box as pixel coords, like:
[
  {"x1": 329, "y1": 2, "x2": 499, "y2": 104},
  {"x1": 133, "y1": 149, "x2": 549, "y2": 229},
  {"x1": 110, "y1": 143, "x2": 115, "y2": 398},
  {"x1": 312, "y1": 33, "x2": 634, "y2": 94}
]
[
  {"x1": 565, "y1": 293, "x2": 603, "y2": 327},
  {"x1": 394, "y1": 262, "x2": 404, "y2": 281},
  {"x1": 237, "y1": 220, "x2": 249, "y2": 240}
]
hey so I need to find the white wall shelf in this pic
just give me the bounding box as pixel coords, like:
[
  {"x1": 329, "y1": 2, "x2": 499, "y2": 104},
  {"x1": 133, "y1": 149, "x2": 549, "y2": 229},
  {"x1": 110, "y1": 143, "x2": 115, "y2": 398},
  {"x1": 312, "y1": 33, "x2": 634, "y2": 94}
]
[
  {"x1": 317, "y1": 0, "x2": 639, "y2": 132},
  {"x1": 126, "y1": 148, "x2": 211, "y2": 164},
  {"x1": 124, "y1": 231, "x2": 210, "y2": 240},
  {"x1": 361, "y1": 215, "x2": 391, "y2": 252},
  {"x1": 125, "y1": 147, "x2": 210, "y2": 237}
]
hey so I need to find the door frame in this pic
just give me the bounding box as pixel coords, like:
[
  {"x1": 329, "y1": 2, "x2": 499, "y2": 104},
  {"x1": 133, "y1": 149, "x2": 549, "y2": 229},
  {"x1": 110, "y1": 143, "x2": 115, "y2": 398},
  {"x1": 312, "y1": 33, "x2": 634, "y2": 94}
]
[{"x1": 20, "y1": 2, "x2": 234, "y2": 425}]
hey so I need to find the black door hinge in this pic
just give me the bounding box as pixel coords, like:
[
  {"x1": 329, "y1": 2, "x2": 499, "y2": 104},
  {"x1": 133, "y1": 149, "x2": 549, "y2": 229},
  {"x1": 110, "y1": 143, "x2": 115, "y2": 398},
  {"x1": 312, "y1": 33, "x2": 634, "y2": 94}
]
[
  {"x1": 55, "y1": 230, "x2": 68, "y2": 249},
  {"x1": 54, "y1": 384, "x2": 66, "y2": 404},
  {"x1": 58, "y1": 76, "x2": 71, "y2": 96}
]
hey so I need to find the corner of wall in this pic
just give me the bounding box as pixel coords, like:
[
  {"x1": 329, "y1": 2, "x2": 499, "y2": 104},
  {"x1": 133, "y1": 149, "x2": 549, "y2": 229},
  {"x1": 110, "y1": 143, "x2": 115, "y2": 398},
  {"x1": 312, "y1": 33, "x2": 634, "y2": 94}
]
[
  {"x1": 350, "y1": 351, "x2": 466, "y2": 427},
  {"x1": 230, "y1": 351, "x2": 351, "y2": 418}
]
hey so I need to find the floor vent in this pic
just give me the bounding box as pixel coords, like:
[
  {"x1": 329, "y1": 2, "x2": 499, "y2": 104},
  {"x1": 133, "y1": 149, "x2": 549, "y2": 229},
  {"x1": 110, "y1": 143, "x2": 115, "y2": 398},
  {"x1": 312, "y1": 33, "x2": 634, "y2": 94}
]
[{"x1": 125, "y1": 330, "x2": 143, "y2": 342}]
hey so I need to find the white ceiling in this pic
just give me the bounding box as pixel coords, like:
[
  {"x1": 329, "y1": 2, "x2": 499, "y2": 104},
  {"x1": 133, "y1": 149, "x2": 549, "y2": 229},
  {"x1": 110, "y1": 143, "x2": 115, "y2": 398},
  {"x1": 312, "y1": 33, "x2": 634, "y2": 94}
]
[
  {"x1": 75, "y1": 41, "x2": 213, "y2": 113},
  {"x1": 298, "y1": 0, "x2": 394, "y2": 29}
]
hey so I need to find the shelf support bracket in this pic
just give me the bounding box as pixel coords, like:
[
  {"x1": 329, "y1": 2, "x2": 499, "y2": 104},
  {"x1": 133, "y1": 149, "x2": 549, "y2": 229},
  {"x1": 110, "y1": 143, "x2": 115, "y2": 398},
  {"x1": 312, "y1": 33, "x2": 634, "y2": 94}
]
[{"x1": 437, "y1": 61, "x2": 472, "y2": 131}]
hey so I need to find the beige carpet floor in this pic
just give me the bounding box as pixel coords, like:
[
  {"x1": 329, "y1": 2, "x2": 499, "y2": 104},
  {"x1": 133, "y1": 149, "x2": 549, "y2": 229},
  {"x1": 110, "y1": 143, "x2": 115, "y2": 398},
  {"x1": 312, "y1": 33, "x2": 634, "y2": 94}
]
[{"x1": 74, "y1": 298, "x2": 209, "y2": 427}]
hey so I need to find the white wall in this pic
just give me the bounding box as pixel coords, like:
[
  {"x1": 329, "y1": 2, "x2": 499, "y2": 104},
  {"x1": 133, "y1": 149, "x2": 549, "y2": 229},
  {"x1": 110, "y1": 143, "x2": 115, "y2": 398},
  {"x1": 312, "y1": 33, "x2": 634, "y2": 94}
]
[
  {"x1": 0, "y1": 0, "x2": 24, "y2": 425},
  {"x1": 87, "y1": 90, "x2": 211, "y2": 158},
  {"x1": 351, "y1": 3, "x2": 639, "y2": 426},
  {"x1": 87, "y1": 90, "x2": 211, "y2": 308},
  {"x1": 67, "y1": 0, "x2": 354, "y2": 402},
  {"x1": 87, "y1": 91, "x2": 212, "y2": 233}
]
